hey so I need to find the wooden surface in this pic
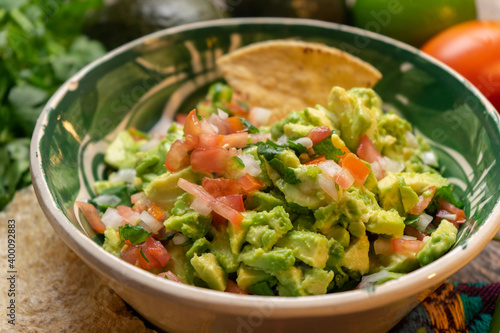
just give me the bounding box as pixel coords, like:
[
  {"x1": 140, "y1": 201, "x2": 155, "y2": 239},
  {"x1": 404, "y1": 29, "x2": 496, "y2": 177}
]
[{"x1": 451, "y1": 239, "x2": 500, "y2": 283}]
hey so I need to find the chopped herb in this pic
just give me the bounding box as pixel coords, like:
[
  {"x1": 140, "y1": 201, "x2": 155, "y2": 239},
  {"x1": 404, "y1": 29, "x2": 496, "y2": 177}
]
[
  {"x1": 287, "y1": 140, "x2": 308, "y2": 155},
  {"x1": 268, "y1": 158, "x2": 301, "y2": 184},
  {"x1": 404, "y1": 214, "x2": 420, "y2": 226},
  {"x1": 313, "y1": 136, "x2": 344, "y2": 162},
  {"x1": 139, "y1": 248, "x2": 149, "y2": 263},
  {"x1": 99, "y1": 185, "x2": 137, "y2": 208},
  {"x1": 240, "y1": 117, "x2": 259, "y2": 134},
  {"x1": 426, "y1": 185, "x2": 464, "y2": 214},
  {"x1": 119, "y1": 225, "x2": 152, "y2": 245},
  {"x1": 256, "y1": 141, "x2": 284, "y2": 161}
]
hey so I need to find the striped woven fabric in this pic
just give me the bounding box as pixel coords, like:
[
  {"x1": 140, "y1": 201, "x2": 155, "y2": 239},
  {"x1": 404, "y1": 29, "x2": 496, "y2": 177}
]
[{"x1": 391, "y1": 282, "x2": 500, "y2": 333}]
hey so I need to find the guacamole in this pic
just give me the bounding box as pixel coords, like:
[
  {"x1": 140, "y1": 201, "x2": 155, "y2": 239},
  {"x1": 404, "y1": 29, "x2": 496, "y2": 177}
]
[{"x1": 77, "y1": 83, "x2": 466, "y2": 296}]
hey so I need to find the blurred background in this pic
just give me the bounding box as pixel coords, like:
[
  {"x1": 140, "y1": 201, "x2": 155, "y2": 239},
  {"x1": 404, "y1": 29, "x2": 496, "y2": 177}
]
[{"x1": 1, "y1": 0, "x2": 499, "y2": 211}]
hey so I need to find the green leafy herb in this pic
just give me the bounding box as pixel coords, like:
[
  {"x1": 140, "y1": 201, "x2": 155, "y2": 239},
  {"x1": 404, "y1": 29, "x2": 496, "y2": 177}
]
[
  {"x1": 435, "y1": 186, "x2": 464, "y2": 209},
  {"x1": 313, "y1": 136, "x2": 344, "y2": 162},
  {"x1": 119, "y1": 225, "x2": 152, "y2": 245},
  {"x1": 287, "y1": 140, "x2": 308, "y2": 156},
  {"x1": 404, "y1": 214, "x2": 420, "y2": 226},
  {"x1": 240, "y1": 117, "x2": 259, "y2": 134},
  {"x1": 256, "y1": 140, "x2": 284, "y2": 161},
  {"x1": 98, "y1": 185, "x2": 137, "y2": 209},
  {"x1": 268, "y1": 158, "x2": 300, "y2": 184},
  {"x1": 139, "y1": 248, "x2": 149, "y2": 263}
]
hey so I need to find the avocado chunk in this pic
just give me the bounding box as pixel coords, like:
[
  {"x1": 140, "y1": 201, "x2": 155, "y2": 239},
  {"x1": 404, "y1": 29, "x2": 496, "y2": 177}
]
[
  {"x1": 186, "y1": 237, "x2": 210, "y2": 259},
  {"x1": 373, "y1": 113, "x2": 414, "y2": 161},
  {"x1": 244, "y1": 191, "x2": 286, "y2": 212},
  {"x1": 325, "y1": 239, "x2": 349, "y2": 291},
  {"x1": 366, "y1": 209, "x2": 405, "y2": 237},
  {"x1": 241, "y1": 206, "x2": 293, "y2": 250},
  {"x1": 227, "y1": 223, "x2": 248, "y2": 255},
  {"x1": 103, "y1": 227, "x2": 121, "y2": 257},
  {"x1": 379, "y1": 253, "x2": 420, "y2": 273},
  {"x1": 284, "y1": 123, "x2": 315, "y2": 139},
  {"x1": 274, "y1": 266, "x2": 306, "y2": 296},
  {"x1": 236, "y1": 265, "x2": 277, "y2": 293},
  {"x1": 209, "y1": 226, "x2": 240, "y2": 273},
  {"x1": 304, "y1": 106, "x2": 335, "y2": 129},
  {"x1": 190, "y1": 253, "x2": 227, "y2": 291},
  {"x1": 144, "y1": 166, "x2": 208, "y2": 211},
  {"x1": 301, "y1": 268, "x2": 335, "y2": 295},
  {"x1": 164, "y1": 194, "x2": 212, "y2": 239},
  {"x1": 341, "y1": 235, "x2": 370, "y2": 275},
  {"x1": 104, "y1": 130, "x2": 144, "y2": 169},
  {"x1": 240, "y1": 246, "x2": 295, "y2": 271},
  {"x1": 276, "y1": 231, "x2": 331, "y2": 268},
  {"x1": 165, "y1": 242, "x2": 195, "y2": 284},
  {"x1": 270, "y1": 110, "x2": 310, "y2": 140},
  {"x1": 416, "y1": 220, "x2": 457, "y2": 266},
  {"x1": 246, "y1": 225, "x2": 279, "y2": 251}
]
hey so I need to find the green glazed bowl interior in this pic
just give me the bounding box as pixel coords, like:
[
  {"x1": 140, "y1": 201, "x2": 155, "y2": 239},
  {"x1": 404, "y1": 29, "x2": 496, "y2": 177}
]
[{"x1": 31, "y1": 18, "x2": 500, "y2": 331}]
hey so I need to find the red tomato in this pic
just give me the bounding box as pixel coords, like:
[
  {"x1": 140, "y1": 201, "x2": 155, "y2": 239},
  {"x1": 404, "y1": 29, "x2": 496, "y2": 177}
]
[
  {"x1": 404, "y1": 226, "x2": 428, "y2": 241},
  {"x1": 190, "y1": 147, "x2": 228, "y2": 174},
  {"x1": 437, "y1": 199, "x2": 466, "y2": 223},
  {"x1": 227, "y1": 117, "x2": 246, "y2": 132},
  {"x1": 211, "y1": 211, "x2": 228, "y2": 226},
  {"x1": 225, "y1": 279, "x2": 248, "y2": 295},
  {"x1": 305, "y1": 155, "x2": 326, "y2": 165},
  {"x1": 165, "y1": 140, "x2": 190, "y2": 172},
  {"x1": 356, "y1": 135, "x2": 382, "y2": 163},
  {"x1": 421, "y1": 21, "x2": 500, "y2": 111},
  {"x1": 202, "y1": 178, "x2": 241, "y2": 197},
  {"x1": 341, "y1": 153, "x2": 371, "y2": 185},
  {"x1": 117, "y1": 205, "x2": 140, "y2": 225},
  {"x1": 307, "y1": 126, "x2": 331, "y2": 145},
  {"x1": 219, "y1": 132, "x2": 249, "y2": 148},
  {"x1": 237, "y1": 174, "x2": 265, "y2": 194},
  {"x1": 218, "y1": 194, "x2": 245, "y2": 212},
  {"x1": 158, "y1": 271, "x2": 184, "y2": 284},
  {"x1": 392, "y1": 238, "x2": 424, "y2": 254},
  {"x1": 120, "y1": 245, "x2": 139, "y2": 265},
  {"x1": 183, "y1": 109, "x2": 202, "y2": 137},
  {"x1": 145, "y1": 236, "x2": 171, "y2": 267},
  {"x1": 410, "y1": 186, "x2": 436, "y2": 215},
  {"x1": 76, "y1": 201, "x2": 106, "y2": 233},
  {"x1": 334, "y1": 169, "x2": 355, "y2": 190},
  {"x1": 198, "y1": 134, "x2": 219, "y2": 147},
  {"x1": 136, "y1": 246, "x2": 162, "y2": 270},
  {"x1": 146, "y1": 203, "x2": 166, "y2": 222}
]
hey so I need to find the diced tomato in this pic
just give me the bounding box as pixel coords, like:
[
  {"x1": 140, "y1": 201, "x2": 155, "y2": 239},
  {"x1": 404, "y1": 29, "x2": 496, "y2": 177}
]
[
  {"x1": 183, "y1": 109, "x2": 202, "y2": 137},
  {"x1": 357, "y1": 135, "x2": 382, "y2": 163},
  {"x1": 175, "y1": 114, "x2": 188, "y2": 125},
  {"x1": 250, "y1": 133, "x2": 272, "y2": 144},
  {"x1": 437, "y1": 199, "x2": 466, "y2": 222},
  {"x1": 218, "y1": 194, "x2": 245, "y2": 212},
  {"x1": 76, "y1": 201, "x2": 106, "y2": 233},
  {"x1": 131, "y1": 192, "x2": 149, "y2": 205},
  {"x1": 165, "y1": 140, "x2": 190, "y2": 172},
  {"x1": 225, "y1": 279, "x2": 248, "y2": 295},
  {"x1": 334, "y1": 169, "x2": 355, "y2": 190},
  {"x1": 198, "y1": 134, "x2": 219, "y2": 147},
  {"x1": 404, "y1": 226, "x2": 427, "y2": 241},
  {"x1": 305, "y1": 155, "x2": 326, "y2": 165},
  {"x1": 341, "y1": 153, "x2": 371, "y2": 185},
  {"x1": 219, "y1": 132, "x2": 249, "y2": 148},
  {"x1": 202, "y1": 178, "x2": 241, "y2": 197},
  {"x1": 136, "y1": 245, "x2": 162, "y2": 270},
  {"x1": 211, "y1": 211, "x2": 228, "y2": 226},
  {"x1": 117, "y1": 205, "x2": 141, "y2": 225},
  {"x1": 226, "y1": 98, "x2": 249, "y2": 117},
  {"x1": 200, "y1": 118, "x2": 218, "y2": 135},
  {"x1": 392, "y1": 238, "x2": 424, "y2": 253},
  {"x1": 410, "y1": 186, "x2": 436, "y2": 215},
  {"x1": 237, "y1": 174, "x2": 265, "y2": 194},
  {"x1": 190, "y1": 147, "x2": 228, "y2": 174},
  {"x1": 183, "y1": 134, "x2": 199, "y2": 151},
  {"x1": 227, "y1": 117, "x2": 246, "y2": 132},
  {"x1": 145, "y1": 236, "x2": 171, "y2": 266},
  {"x1": 307, "y1": 126, "x2": 332, "y2": 145},
  {"x1": 120, "y1": 245, "x2": 139, "y2": 265},
  {"x1": 158, "y1": 271, "x2": 184, "y2": 284},
  {"x1": 147, "y1": 203, "x2": 166, "y2": 222}
]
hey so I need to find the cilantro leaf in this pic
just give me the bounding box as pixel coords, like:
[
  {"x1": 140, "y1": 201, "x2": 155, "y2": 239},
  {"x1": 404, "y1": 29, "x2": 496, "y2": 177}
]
[
  {"x1": 287, "y1": 140, "x2": 308, "y2": 156},
  {"x1": 313, "y1": 136, "x2": 344, "y2": 162},
  {"x1": 256, "y1": 141, "x2": 284, "y2": 161},
  {"x1": 240, "y1": 117, "x2": 259, "y2": 134},
  {"x1": 98, "y1": 185, "x2": 137, "y2": 208},
  {"x1": 119, "y1": 225, "x2": 152, "y2": 245},
  {"x1": 434, "y1": 186, "x2": 464, "y2": 209},
  {"x1": 268, "y1": 158, "x2": 300, "y2": 184},
  {"x1": 404, "y1": 214, "x2": 420, "y2": 226}
]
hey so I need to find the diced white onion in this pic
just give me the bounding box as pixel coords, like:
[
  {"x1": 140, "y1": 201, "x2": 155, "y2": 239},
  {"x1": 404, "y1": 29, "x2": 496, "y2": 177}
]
[
  {"x1": 140, "y1": 138, "x2": 160, "y2": 152},
  {"x1": 239, "y1": 155, "x2": 262, "y2": 177},
  {"x1": 440, "y1": 213, "x2": 457, "y2": 221},
  {"x1": 137, "y1": 220, "x2": 152, "y2": 233},
  {"x1": 317, "y1": 174, "x2": 338, "y2": 201},
  {"x1": 201, "y1": 118, "x2": 218, "y2": 134},
  {"x1": 109, "y1": 169, "x2": 136, "y2": 184},
  {"x1": 401, "y1": 235, "x2": 417, "y2": 241},
  {"x1": 422, "y1": 236, "x2": 431, "y2": 244},
  {"x1": 405, "y1": 131, "x2": 418, "y2": 148},
  {"x1": 190, "y1": 198, "x2": 213, "y2": 216},
  {"x1": 373, "y1": 237, "x2": 392, "y2": 255},
  {"x1": 292, "y1": 137, "x2": 313, "y2": 149},
  {"x1": 208, "y1": 114, "x2": 230, "y2": 134},
  {"x1": 371, "y1": 158, "x2": 387, "y2": 180},
  {"x1": 416, "y1": 213, "x2": 433, "y2": 230},
  {"x1": 421, "y1": 151, "x2": 437, "y2": 166},
  {"x1": 250, "y1": 133, "x2": 272, "y2": 144},
  {"x1": 383, "y1": 157, "x2": 405, "y2": 173},
  {"x1": 318, "y1": 160, "x2": 342, "y2": 179},
  {"x1": 93, "y1": 194, "x2": 121, "y2": 207},
  {"x1": 359, "y1": 270, "x2": 392, "y2": 289},
  {"x1": 276, "y1": 135, "x2": 288, "y2": 145},
  {"x1": 101, "y1": 208, "x2": 124, "y2": 229},
  {"x1": 173, "y1": 233, "x2": 189, "y2": 245},
  {"x1": 217, "y1": 108, "x2": 229, "y2": 120},
  {"x1": 139, "y1": 210, "x2": 163, "y2": 233},
  {"x1": 249, "y1": 107, "x2": 272, "y2": 126}
]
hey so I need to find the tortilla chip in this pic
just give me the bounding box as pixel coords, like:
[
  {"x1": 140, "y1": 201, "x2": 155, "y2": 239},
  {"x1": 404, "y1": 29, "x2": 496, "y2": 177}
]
[
  {"x1": 0, "y1": 187, "x2": 156, "y2": 333},
  {"x1": 217, "y1": 40, "x2": 382, "y2": 124}
]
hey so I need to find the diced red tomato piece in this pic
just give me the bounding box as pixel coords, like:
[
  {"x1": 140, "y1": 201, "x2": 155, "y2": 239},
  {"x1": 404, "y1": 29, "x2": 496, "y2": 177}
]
[
  {"x1": 202, "y1": 178, "x2": 241, "y2": 197},
  {"x1": 237, "y1": 174, "x2": 265, "y2": 194},
  {"x1": 227, "y1": 117, "x2": 246, "y2": 132},
  {"x1": 392, "y1": 238, "x2": 424, "y2": 253},
  {"x1": 158, "y1": 271, "x2": 184, "y2": 284},
  {"x1": 131, "y1": 192, "x2": 149, "y2": 205},
  {"x1": 117, "y1": 205, "x2": 141, "y2": 225},
  {"x1": 175, "y1": 114, "x2": 188, "y2": 125},
  {"x1": 334, "y1": 169, "x2": 355, "y2": 189},
  {"x1": 200, "y1": 118, "x2": 218, "y2": 135},
  {"x1": 225, "y1": 279, "x2": 248, "y2": 295},
  {"x1": 120, "y1": 245, "x2": 139, "y2": 265},
  {"x1": 165, "y1": 140, "x2": 190, "y2": 172},
  {"x1": 145, "y1": 236, "x2": 171, "y2": 266},
  {"x1": 219, "y1": 132, "x2": 249, "y2": 148},
  {"x1": 307, "y1": 126, "x2": 332, "y2": 145},
  {"x1": 250, "y1": 133, "x2": 272, "y2": 144},
  {"x1": 218, "y1": 194, "x2": 245, "y2": 212},
  {"x1": 183, "y1": 109, "x2": 202, "y2": 137},
  {"x1": 226, "y1": 99, "x2": 249, "y2": 117},
  {"x1": 199, "y1": 134, "x2": 219, "y2": 147},
  {"x1": 183, "y1": 134, "x2": 199, "y2": 151},
  {"x1": 190, "y1": 147, "x2": 228, "y2": 174},
  {"x1": 437, "y1": 199, "x2": 466, "y2": 222},
  {"x1": 410, "y1": 186, "x2": 436, "y2": 215},
  {"x1": 147, "y1": 203, "x2": 166, "y2": 222},
  {"x1": 305, "y1": 155, "x2": 326, "y2": 165},
  {"x1": 76, "y1": 201, "x2": 106, "y2": 233},
  {"x1": 357, "y1": 135, "x2": 383, "y2": 163},
  {"x1": 341, "y1": 153, "x2": 371, "y2": 185},
  {"x1": 136, "y1": 245, "x2": 162, "y2": 270},
  {"x1": 404, "y1": 226, "x2": 428, "y2": 241},
  {"x1": 211, "y1": 211, "x2": 228, "y2": 226}
]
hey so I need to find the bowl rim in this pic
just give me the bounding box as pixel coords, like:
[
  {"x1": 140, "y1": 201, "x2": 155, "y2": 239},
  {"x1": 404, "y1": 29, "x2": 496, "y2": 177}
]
[{"x1": 31, "y1": 17, "x2": 500, "y2": 317}]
